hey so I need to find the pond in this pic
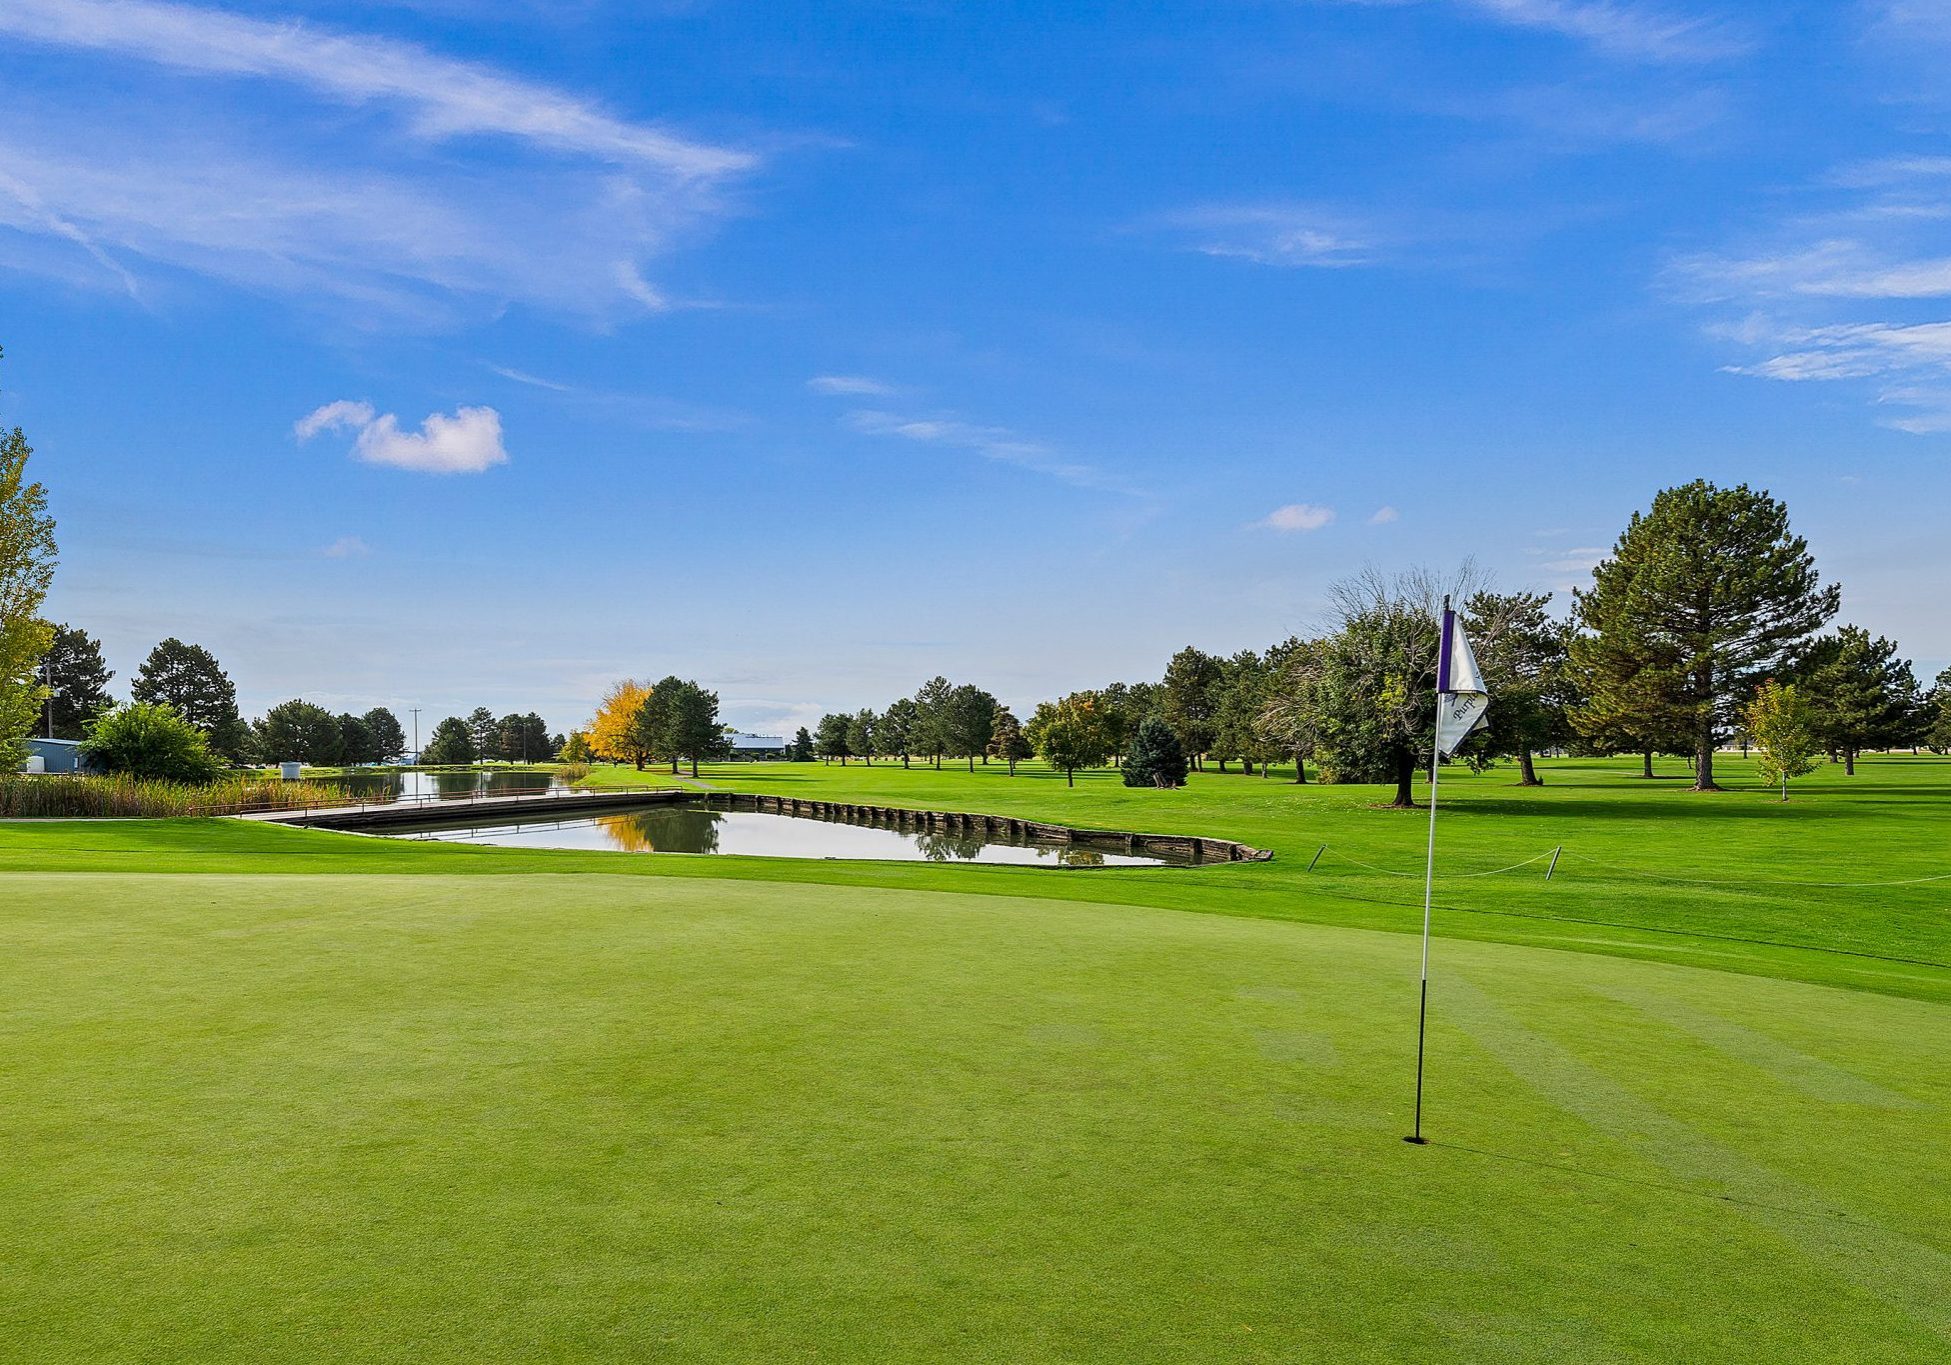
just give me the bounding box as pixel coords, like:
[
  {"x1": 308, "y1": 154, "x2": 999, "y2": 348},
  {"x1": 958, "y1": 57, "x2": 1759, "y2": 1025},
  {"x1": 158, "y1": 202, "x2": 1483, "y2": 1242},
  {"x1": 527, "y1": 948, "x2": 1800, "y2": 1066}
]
[
  {"x1": 380, "y1": 802, "x2": 1182, "y2": 867},
  {"x1": 335, "y1": 769, "x2": 566, "y2": 802}
]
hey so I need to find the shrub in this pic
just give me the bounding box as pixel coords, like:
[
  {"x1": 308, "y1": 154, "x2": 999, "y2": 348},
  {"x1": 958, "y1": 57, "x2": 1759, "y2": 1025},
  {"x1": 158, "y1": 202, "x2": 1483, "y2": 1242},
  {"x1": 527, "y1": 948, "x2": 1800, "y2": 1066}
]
[
  {"x1": 82, "y1": 702, "x2": 223, "y2": 782},
  {"x1": 1122, "y1": 717, "x2": 1189, "y2": 789}
]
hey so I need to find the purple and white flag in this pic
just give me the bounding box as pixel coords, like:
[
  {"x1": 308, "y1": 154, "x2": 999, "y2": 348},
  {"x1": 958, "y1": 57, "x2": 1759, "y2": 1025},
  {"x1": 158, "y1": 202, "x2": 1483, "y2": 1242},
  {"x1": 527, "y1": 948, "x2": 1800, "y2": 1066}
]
[{"x1": 1434, "y1": 606, "x2": 1490, "y2": 757}]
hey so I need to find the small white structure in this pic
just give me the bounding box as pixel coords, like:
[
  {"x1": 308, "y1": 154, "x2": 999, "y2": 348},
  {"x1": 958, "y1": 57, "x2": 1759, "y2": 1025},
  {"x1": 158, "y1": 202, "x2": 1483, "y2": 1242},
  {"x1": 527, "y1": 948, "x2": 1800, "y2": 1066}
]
[{"x1": 279, "y1": 761, "x2": 304, "y2": 781}]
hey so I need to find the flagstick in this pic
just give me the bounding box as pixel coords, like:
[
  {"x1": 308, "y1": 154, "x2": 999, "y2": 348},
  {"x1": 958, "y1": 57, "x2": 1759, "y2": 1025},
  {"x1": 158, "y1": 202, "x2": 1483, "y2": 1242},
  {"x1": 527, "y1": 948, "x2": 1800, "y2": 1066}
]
[
  {"x1": 1407, "y1": 728, "x2": 1440, "y2": 1145},
  {"x1": 1408, "y1": 594, "x2": 1451, "y2": 1147}
]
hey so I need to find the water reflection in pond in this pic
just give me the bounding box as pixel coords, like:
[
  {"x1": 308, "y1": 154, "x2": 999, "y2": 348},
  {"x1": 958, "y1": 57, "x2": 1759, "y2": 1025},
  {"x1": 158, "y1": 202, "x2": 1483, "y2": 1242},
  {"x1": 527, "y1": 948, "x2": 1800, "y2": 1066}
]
[
  {"x1": 336, "y1": 769, "x2": 565, "y2": 802},
  {"x1": 386, "y1": 803, "x2": 1174, "y2": 866}
]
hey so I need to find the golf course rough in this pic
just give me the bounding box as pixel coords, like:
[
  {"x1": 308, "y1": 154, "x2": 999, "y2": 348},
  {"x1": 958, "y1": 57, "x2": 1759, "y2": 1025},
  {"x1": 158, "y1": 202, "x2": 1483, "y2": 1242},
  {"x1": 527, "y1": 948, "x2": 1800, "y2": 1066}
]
[{"x1": 0, "y1": 755, "x2": 1945, "y2": 1362}]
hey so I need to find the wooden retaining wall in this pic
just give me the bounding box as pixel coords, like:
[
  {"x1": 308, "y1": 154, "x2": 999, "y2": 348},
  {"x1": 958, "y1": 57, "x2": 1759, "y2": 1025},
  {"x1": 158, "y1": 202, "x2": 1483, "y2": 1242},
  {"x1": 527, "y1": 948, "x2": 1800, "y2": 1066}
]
[{"x1": 707, "y1": 793, "x2": 1272, "y2": 865}]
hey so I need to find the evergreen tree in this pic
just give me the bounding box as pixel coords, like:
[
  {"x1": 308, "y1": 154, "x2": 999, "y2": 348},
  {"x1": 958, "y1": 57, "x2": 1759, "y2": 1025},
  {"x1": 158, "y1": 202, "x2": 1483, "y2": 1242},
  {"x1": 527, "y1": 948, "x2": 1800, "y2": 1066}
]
[
  {"x1": 132, "y1": 638, "x2": 247, "y2": 758},
  {"x1": 1928, "y1": 669, "x2": 1951, "y2": 753},
  {"x1": 253, "y1": 699, "x2": 343, "y2": 765},
  {"x1": 465, "y1": 707, "x2": 500, "y2": 762},
  {"x1": 1121, "y1": 716, "x2": 1188, "y2": 789},
  {"x1": 420, "y1": 716, "x2": 475, "y2": 765},
  {"x1": 911, "y1": 676, "x2": 954, "y2": 768},
  {"x1": 0, "y1": 349, "x2": 56, "y2": 770},
  {"x1": 1160, "y1": 646, "x2": 1223, "y2": 769},
  {"x1": 495, "y1": 711, "x2": 552, "y2": 764},
  {"x1": 1572, "y1": 481, "x2": 1836, "y2": 792},
  {"x1": 658, "y1": 679, "x2": 726, "y2": 777},
  {"x1": 791, "y1": 726, "x2": 815, "y2": 762},
  {"x1": 38, "y1": 624, "x2": 114, "y2": 739},
  {"x1": 988, "y1": 709, "x2": 1031, "y2": 775},
  {"x1": 815, "y1": 711, "x2": 852, "y2": 764},
  {"x1": 1796, "y1": 626, "x2": 1919, "y2": 774},
  {"x1": 878, "y1": 698, "x2": 917, "y2": 767},
  {"x1": 847, "y1": 708, "x2": 878, "y2": 765},
  {"x1": 363, "y1": 707, "x2": 408, "y2": 763}
]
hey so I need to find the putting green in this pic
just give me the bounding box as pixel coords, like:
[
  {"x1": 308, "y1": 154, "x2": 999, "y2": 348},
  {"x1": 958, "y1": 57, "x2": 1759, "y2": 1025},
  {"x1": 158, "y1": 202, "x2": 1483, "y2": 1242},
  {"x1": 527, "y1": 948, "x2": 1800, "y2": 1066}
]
[{"x1": 2, "y1": 870, "x2": 1944, "y2": 1362}]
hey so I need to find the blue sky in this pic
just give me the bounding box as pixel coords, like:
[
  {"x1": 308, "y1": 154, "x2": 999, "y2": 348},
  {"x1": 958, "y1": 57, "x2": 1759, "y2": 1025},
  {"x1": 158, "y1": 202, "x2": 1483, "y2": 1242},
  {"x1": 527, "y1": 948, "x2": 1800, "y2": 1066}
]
[{"x1": 3, "y1": 0, "x2": 1948, "y2": 736}]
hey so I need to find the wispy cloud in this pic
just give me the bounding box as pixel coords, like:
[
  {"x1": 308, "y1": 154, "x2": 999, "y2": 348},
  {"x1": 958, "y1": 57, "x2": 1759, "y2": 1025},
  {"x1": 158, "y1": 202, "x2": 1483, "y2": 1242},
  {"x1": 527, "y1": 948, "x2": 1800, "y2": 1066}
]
[
  {"x1": 807, "y1": 374, "x2": 893, "y2": 396},
  {"x1": 0, "y1": 0, "x2": 757, "y2": 320},
  {"x1": 1155, "y1": 203, "x2": 1375, "y2": 269},
  {"x1": 1454, "y1": 0, "x2": 1745, "y2": 63},
  {"x1": 0, "y1": 0, "x2": 749, "y2": 176},
  {"x1": 1316, "y1": 0, "x2": 1745, "y2": 62},
  {"x1": 1368, "y1": 505, "x2": 1401, "y2": 524},
  {"x1": 296, "y1": 401, "x2": 508, "y2": 474},
  {"x1": 1257, "y1": 503, "x2": 1337, "y2": 532},
  {"x1": 323, "y1": 535, "x2": 372, "y2": 559},
  {"x1": 843, "y1": 408, "x2": 1141, "y2": 496},
  {"x1": 1672, "y1": 153, "x2": 1951, "y2": 432}
]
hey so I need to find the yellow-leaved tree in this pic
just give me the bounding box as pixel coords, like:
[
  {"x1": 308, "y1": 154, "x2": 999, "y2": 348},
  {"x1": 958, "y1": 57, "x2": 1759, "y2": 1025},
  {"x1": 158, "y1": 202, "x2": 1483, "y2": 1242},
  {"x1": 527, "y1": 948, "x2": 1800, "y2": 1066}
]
[{"x1": 586, "y1": 679, "x2": 651, "y2": 769}]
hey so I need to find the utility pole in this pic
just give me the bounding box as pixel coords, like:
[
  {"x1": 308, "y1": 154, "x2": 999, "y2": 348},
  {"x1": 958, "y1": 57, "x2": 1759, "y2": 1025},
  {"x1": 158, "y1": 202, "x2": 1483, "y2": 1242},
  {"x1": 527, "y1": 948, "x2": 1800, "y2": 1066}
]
[
  {"x1": 43, "y1": 656, "x2": 55, "y2": 739},
  {"x1": 410, "y1": 707, "x2": 421, "y2": 762}
]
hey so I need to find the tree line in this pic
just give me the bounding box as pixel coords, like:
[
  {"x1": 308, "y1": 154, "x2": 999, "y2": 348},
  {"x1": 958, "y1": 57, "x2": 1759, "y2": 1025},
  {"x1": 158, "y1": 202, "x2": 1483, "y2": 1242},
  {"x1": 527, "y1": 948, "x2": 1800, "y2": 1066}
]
[
  {"x1": 35, "y1": 628, "x2": 562, "y2": 771},
  {"x1": 771, "y1": 482, "x2": 1951, "y2": 800}
]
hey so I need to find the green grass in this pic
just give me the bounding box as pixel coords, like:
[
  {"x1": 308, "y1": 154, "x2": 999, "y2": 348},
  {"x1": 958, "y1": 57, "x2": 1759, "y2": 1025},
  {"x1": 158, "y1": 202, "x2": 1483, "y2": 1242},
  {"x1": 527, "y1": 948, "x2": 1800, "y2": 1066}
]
[{"x1": 1, "y1": 755, "x2": 1946, "y2": 1360}]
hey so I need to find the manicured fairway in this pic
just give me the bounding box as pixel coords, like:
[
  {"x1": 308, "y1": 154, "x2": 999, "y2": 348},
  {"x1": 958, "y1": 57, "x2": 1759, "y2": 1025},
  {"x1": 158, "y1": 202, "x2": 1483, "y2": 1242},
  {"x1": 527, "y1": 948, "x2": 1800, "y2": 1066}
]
[{"x1": 2, "y1": 757, "x2": 1947, "y2": 1361}]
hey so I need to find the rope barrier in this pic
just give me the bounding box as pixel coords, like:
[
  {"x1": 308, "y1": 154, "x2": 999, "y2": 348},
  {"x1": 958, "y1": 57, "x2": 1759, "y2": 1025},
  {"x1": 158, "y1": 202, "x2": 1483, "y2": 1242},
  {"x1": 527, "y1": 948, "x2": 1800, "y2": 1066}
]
[{"x1": 1305, "y1": 844, "x2": 1951, "y2": 891}]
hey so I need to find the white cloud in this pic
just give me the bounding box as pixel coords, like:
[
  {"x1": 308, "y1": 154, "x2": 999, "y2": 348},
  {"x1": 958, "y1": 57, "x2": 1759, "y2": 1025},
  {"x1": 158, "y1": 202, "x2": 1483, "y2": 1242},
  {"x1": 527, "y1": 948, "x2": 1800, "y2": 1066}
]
[
  {"x1": 322, "y1": 535, "x2": 371, "y2": 559},
  {"x1": 0, "y1": 0, "x2": 749, "y2": 176},
  {"x1": 1369, "y1": 505, "x2": 1401, "y2": 524},
  {"x1": 1258, "y1": 503, "x2": 1337, "y2": 532},
  {"x1": 808, "y1": 375, "x2": 893, "y2": 396},
  {"x1": 296, "y1": 400, "x2": 508, "y2": 474},
  {"x1": 293, "y1": 399, "x2": 375, "y2": 440},
  {"x1": 1159, "y1": 203, "x2": 1374, "y2": 269}
]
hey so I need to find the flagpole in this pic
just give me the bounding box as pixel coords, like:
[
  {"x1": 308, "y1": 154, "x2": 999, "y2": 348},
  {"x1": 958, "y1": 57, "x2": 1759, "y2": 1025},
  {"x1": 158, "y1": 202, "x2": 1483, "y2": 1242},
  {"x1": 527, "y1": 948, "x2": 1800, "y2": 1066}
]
[{"x1": 1407, "y1": 596, "x2": 1449, "y2": 1146}]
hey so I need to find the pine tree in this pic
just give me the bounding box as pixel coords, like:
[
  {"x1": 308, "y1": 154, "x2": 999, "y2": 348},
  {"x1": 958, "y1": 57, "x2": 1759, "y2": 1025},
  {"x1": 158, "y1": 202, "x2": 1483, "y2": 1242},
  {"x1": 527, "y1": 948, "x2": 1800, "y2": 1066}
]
[
  {"x1": 1572, "y1": 481, "x2": 1836, "y2": 791},
  {"x1": 847, "y1": 708, "x2": 877, "y2": 765},
  {"x1": 1796, "y1": 626, "x2": 1919, "y2": 774},
  {"x1": 1160, "y1": 647, "x2": 1222, "y2": 769},
  {"x1": 1121, "y1": 716, "x2": 1188, "y2": 788},
  {"x1": 133, "y1": 639, "x2": 247, "y2": 758},
  {"x1": 36, "y1": 624, "x2": 113, "y2": 739}
]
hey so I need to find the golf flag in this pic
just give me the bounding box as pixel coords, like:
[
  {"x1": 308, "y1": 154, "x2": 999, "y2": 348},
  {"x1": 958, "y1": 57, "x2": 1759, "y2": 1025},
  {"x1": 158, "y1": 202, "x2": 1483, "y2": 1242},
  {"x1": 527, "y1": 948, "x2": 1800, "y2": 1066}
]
[{"x1": 1434, "y1": 607, "x2": 1490, "y2": 757}]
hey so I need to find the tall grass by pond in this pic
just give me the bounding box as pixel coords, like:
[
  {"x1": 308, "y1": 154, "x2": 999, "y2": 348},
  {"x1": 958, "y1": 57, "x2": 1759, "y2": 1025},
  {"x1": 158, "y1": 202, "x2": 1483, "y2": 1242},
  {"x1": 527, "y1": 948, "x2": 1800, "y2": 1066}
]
[{"x1": 0, "y1": 774, "x2": 352, "y2": 818}]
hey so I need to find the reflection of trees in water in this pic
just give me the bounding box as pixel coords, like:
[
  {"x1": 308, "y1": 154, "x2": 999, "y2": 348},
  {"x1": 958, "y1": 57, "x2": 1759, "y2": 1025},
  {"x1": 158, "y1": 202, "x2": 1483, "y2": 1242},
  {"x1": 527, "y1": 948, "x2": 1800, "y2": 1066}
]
[
  {"x1": 1056, "y1": 847, "x2": 1107, "y2": 867},
  {"x1": 597, "y1": 808, "x2": 722, "y2": 854},
  {"x1": 914, "y1": 829, "x2": 988, "y2": 862},
  {"x1": 339, "y1": 772, "x2": 403, "y2": 801}
]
